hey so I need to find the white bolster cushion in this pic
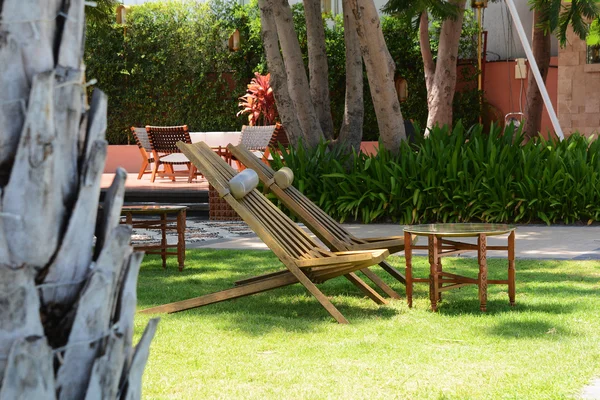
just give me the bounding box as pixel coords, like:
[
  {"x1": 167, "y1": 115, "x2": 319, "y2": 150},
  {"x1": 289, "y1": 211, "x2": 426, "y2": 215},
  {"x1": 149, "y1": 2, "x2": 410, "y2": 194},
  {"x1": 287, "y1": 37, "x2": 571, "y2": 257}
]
[
  {"x1": 273, "y1": 167, "x2": 294, "y2": 189},
  {"x1": 229, "y1": 169, "x2": 259, "y2": 199}
]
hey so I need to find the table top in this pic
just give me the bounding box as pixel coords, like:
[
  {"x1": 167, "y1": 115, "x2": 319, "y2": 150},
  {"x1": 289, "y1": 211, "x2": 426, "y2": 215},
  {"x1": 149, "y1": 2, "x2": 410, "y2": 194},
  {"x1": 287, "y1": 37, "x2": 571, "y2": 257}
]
[
  {"x1": 121, "y1": 205, "x2": 187, "y2": 214},
  {"x1": 404, "y1": 223, "x2": 516, "y2": 237}
]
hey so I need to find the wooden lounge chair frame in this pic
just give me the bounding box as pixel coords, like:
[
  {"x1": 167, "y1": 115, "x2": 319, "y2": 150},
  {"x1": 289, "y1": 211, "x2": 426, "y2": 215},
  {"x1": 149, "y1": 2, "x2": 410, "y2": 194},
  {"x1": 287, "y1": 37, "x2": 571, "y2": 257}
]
[
  {"x1": 131, "y1": 127, "x2": 157, "y2": 179},
  {"x1": 141, "y1": 142, "x2": 392, "y2": 324},
  {"x1": 228, "y1": 143, "x2": 412, "y2": 299}
]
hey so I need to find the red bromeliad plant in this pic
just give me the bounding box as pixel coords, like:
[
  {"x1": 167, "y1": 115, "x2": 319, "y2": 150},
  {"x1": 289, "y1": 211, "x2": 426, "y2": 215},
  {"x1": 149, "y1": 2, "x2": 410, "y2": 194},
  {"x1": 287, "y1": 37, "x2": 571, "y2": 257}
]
[{"x1": 237, "y1": 72, "x2": 278, "y2": 126}]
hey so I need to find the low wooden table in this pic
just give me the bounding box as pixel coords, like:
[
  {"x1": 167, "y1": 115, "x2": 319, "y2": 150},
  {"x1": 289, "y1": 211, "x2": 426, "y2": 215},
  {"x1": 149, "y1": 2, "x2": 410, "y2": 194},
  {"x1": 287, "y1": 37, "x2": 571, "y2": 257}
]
[
  {"x1": 403, "y1": 223, "x2": 516, "y2": 312},
  {"x1": 121, "y1": 205, "x2": 187, "y2": 271}
]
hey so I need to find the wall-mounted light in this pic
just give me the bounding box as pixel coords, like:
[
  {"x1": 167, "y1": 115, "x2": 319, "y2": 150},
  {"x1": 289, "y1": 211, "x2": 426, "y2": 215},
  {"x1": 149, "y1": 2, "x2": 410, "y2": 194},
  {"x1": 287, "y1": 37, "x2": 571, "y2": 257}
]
[
  {"x1": 395, "y1": 76, "x2": 408, "y2": 103},
  {"x1": 471, "y1": 0, "x2": 488, "y2": 8},
  {"x1": 228, "y1": 29, "x2": 241, "y2": 52},
  {"x1": 116, "y1": 5, "x2": 130, "y2": 25}
]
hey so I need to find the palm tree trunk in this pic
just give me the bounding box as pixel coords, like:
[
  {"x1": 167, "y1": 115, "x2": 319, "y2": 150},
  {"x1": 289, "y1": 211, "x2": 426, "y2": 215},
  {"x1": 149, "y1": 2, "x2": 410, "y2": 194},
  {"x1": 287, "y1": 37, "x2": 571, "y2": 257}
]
[
  {"x1": 349, "y1": 0, "x2": 406, "y2": 153},
  {"x1": 258, "y1": 0, "x2": 304, "y2": 146},
  {"x1": 425, "y1": 0, "x2": 466, "y2": 134},
  {"x1": 0, "y1": 1, "x2": 157, "y2": 398},
  {"x1": 271, "y1": 0, "x2": 324, "y2": 148},
  {"x1": 304, "y1": 0, "x2": 335, "y2": 140},
  {"x1": 335, "y1": 0, "x2": 364, "y2": 151},
  {"x1": 420, "y1": 11, "x2": 435, "y2": 94}
]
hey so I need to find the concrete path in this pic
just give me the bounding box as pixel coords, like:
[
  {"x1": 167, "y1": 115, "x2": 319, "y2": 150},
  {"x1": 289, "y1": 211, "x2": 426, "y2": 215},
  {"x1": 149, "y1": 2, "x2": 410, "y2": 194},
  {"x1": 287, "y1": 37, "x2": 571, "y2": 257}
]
[{"x1": 191, "y1": 223, "x2": 600, "y2": 260}]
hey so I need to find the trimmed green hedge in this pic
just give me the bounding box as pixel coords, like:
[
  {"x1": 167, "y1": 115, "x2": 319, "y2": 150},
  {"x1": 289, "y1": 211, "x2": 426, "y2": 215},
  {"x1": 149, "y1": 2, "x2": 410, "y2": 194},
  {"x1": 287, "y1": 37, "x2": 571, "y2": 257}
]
[
  {"x1": 271, "y1": 124, "x2": 600, "y2": 225},
  {"x1": 85, "y1": 0, "x2": 481, "y2": 144},
  {"x1": 85, "y1": 1, "x2": 262, "y2": 144}
]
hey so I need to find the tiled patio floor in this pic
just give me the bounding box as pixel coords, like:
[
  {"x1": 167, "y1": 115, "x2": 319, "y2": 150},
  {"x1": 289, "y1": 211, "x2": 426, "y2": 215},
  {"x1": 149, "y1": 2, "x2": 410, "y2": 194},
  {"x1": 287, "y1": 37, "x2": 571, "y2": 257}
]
[{"x1": 101, "y1": 173, "x2": 209, "y2": 191}]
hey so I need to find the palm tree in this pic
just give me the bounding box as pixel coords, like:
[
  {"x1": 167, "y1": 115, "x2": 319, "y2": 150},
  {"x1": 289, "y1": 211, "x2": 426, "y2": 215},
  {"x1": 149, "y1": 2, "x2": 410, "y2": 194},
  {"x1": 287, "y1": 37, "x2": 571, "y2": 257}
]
[
  {"x1": 0, "y1": 0, "x2": 156, "y2": 397},
  {"x1": 384, "y1": 0, "x2": 467, "y2": 134}
]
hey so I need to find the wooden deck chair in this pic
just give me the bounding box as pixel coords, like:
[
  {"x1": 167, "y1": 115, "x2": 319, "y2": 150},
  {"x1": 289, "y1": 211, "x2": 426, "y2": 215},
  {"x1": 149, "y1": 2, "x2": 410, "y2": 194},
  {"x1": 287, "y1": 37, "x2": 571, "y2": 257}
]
[
  {"x1": 131, "y1": 127, "x2": 156, "y2": 179},
  {"x1": 227, "y1": 143, "x2": 412, "y2": 299},
  {"x1": 141, "y1": 141, "x2": 390, "y2": 324},
  {"x1": 146, "y1": 125, "x2": 199, "y2": 183}
]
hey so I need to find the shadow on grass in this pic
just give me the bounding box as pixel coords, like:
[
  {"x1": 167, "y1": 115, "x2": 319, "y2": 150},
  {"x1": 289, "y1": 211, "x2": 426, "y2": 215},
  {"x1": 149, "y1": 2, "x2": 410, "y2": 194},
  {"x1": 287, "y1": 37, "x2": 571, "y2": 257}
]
[
  {"x1": 434, "y1": 298, "x2": 575, "y2": 316},
  {"x1": 487, "y1": 319, "x2": 569, "y2": 339},
  {"x1": 137, "y1": 250, "x2": 403, "y2": 333}
]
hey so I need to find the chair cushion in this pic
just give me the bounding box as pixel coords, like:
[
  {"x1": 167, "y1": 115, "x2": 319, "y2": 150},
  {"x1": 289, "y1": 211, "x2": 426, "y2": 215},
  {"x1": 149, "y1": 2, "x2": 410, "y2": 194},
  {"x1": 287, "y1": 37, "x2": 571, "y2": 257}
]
[
  {"x1": 160, "y1": 153, "x2": 189, "y2": 164},
  {"x1": 274, "y1": 167, "x2": 294, "y2": 190},
  {"x1": 229, "y1": 169, "x2": 259, "y2": 199}
]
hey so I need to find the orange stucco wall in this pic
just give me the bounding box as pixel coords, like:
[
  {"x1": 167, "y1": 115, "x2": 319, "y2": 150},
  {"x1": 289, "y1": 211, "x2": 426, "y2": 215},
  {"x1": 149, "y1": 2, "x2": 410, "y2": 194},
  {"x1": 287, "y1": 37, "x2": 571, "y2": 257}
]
[
  {"x1": 483, "y1": 57, "x2": 558, "y2": 137},
  {"x1": 105, "y1": 145, "x2": 141, "y2": 173}
]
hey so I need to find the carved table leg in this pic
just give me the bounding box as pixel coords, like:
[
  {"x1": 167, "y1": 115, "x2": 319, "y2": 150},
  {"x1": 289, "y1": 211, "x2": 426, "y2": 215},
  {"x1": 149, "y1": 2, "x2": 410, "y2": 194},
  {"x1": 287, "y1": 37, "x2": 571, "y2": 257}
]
[
  {"x1": 161, "y1": 212, "x2": 167, "y2": 269},
  {"x1": 437, "y1": 237, "x2": 443, "y2": 302},
  {"x1": 177, "y1": 209, "x2": 186, "y2": 271},
  {"x1": 477, "y1": 233, "x2": 488, "y2": 312},
  {"x1": 404, "y1": 231, "x2": 413, "y2": 308},
  {"x1": 508, "y1": 230, "x2": 516, "y2": 306},
  {"x1": 429, "y1": 234, "x2": 439, "y2": 312}
]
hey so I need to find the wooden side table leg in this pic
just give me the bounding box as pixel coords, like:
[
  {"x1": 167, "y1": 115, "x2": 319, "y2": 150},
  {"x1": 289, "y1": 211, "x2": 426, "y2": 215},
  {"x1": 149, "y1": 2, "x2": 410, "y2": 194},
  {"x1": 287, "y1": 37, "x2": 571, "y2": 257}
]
[
  {"x1": 404, "y1": 231, "x2": 413, "y2": 308},
  {"x1": 177, "y1": 209, "x2": 186, "y2": 271},
  {"x1": 508, "y1": 230, "x2": 516, "y2": 306},
  {"x1": 161, "y1": 212, "x2": 167, "y2": 269},
  {"x1": 125, "y1": 212, "x2": 133, "y2": 245},
  {"x1": 437, "y1": 237, "x2": 443, "y2": 302},
  {"x1": 429, "y1": 235, "x2": 439, "y2": 312},
  {"x1": 478, "y1": 233, "x2": 488, "y2": 312}
]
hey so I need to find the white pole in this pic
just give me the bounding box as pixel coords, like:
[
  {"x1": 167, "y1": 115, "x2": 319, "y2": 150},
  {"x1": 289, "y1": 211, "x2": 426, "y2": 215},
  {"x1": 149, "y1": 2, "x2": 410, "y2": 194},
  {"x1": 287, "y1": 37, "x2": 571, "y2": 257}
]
[{"x1": 505, "y1": 0, "x2": 565, "y2": 140}]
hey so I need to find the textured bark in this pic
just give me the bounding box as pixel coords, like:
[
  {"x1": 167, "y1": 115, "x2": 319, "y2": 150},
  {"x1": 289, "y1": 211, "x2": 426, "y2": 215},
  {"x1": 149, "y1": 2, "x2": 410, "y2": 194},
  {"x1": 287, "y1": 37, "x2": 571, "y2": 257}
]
[
  {"x1": 0, "y1": 0, "x2": 60, "y2": 185},
  {"x1": 271, "y1": 0, "x2": 324, "y2": 148},
  {"x1": 334, "y1": 0, "x2": 364, "y2": 152},
  {"x1": 258, "y1": 0, "x2": 303, "y2": 146},
  {"x1": 304, "y1": 0, "x2": 334, "y2": 140},
  {"x1": 425, "y1": 0, "x2": 467, "y2": 134},
  {"x1": 523, "y1": 8, "x2": 551, "y2": 140},
  {"x1": 0, "y1": 0, "x2": 157, "y2": 397},
  {"x1": 350, "y1": 0, "x2": 406, "y2": 153},
  {"x1": 420, "y1": 12, "x2": 435, "y2": 94}
]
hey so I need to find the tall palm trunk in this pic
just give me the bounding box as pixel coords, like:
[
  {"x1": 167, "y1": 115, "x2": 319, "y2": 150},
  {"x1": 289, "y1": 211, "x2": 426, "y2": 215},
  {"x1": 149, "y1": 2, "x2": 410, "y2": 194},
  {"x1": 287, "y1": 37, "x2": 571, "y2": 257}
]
[
  {"x1": 271, "y1": 0, "x2": 324, "y2": 148},
  {"x1": 304, "y1": 0, "x2": 335, "y2": 140},
  {"x1": 425, "y1": 0, "x2": 467, "y2": 134},
  {"x1": 349, "y1": 0, "x2": 406, "y2": 153},
  {"x1": 0, "y1": 0, "x2": 157, "y2": 398},
  {"x1": 335, "y1": 0, "x2": 364, "y2": 151},
  {"x1": 258, "y1": 0, "x2": 303, "y2": 146}
]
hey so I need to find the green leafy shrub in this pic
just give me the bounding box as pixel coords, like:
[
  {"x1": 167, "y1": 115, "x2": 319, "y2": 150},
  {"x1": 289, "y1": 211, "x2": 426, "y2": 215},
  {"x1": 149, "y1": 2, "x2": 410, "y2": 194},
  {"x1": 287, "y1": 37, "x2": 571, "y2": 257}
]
[
  {"x1": 271, "y1": 125, "x2": 600, "y2": 225},
  {"x1": 85, "y1": 0, "x2": 263, "y2": 144}
]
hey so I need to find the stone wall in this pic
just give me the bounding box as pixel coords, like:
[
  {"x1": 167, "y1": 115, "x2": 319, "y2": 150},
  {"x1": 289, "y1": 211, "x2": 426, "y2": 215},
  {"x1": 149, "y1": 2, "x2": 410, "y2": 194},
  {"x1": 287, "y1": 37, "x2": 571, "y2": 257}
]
[{"x1": 558, "y1": 27, "x2": 600, "y2": 137}]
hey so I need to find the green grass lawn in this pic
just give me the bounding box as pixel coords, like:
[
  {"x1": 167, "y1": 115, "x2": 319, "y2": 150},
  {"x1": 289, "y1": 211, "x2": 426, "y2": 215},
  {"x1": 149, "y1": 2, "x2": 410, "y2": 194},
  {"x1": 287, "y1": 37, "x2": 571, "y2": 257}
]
[{"x1": 135, "y1": 249, "x2": 600, "y2": 399}]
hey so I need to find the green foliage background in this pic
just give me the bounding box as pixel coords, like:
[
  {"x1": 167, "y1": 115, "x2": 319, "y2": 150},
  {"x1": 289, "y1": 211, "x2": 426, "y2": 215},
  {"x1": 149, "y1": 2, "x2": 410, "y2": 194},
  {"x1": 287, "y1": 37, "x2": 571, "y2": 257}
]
[
  {"x1": 271, "y1": 125, "x2": 600, "y2": 225},
  {"x1": 85, "y1": 0, "x2": 481, "y2": 144}
]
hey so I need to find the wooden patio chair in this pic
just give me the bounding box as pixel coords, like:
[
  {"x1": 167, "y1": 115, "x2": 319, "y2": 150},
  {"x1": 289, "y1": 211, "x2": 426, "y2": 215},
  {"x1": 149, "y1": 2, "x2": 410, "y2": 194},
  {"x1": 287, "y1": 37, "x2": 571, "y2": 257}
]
[
  {"x1": 140, "y1": 141, "x2": 391, "y2": 324},
  {"x1": 227, "y1": 143, "x2": 413, "y2": 299},
  {"x1": 131, "y1": 127, "x2": 156, "y2": 179},
  {"x1": 146, "y1": 125, "x2": 199, "y2": 183}
]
